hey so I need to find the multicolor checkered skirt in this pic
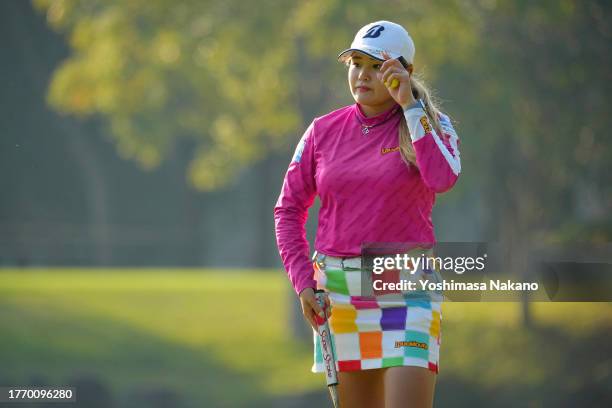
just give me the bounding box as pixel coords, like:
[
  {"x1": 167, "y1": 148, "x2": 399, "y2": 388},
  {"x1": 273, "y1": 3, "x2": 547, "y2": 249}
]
[{"x1": 312, "y1": 248, "x2": 443, "y2": 374}]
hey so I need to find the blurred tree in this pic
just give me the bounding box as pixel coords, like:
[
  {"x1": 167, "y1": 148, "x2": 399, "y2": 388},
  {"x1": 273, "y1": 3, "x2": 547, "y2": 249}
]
[
  {"x1": 33, "y1": 0, "x2": 301, "y2": 190},
  {"x1": 456, "y1": 0, "x2": 612, "y2": 248},
  {"x1": 32, "y1": 0, "x2": 477, "y2": 191},
  {"x1": 482, "y1": 0, "x2": 611, "y2": 244}
]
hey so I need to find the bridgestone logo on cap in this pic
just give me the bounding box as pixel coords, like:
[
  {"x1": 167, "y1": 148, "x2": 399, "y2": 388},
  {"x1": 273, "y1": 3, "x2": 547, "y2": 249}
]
[{"x1": 363, "y1": 25, "x2": 385, "y2": 38}]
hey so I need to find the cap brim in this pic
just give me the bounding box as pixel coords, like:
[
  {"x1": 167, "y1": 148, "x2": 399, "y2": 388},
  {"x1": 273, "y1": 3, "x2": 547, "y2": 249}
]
[
  {"x1": 338, "y1": 48, "x2": 400, "y2": 62},
  {"x1": 337, "y1": 48, "x2": 383, "y2": 63}
]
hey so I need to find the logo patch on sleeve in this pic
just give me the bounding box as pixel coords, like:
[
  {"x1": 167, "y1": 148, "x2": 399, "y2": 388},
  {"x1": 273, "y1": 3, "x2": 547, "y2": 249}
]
[
  {"x1": 419, "y1": 116, "x2": 432, "y2": 133},
  {"x1": 291, "y1": 137, "x2": 306, "y2": 163}
]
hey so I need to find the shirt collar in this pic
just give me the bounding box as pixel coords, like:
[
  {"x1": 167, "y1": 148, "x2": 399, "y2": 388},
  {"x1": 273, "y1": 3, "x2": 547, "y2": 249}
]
[{"x1": 354, "y1": 103, "x2": 401, "y2": 127}]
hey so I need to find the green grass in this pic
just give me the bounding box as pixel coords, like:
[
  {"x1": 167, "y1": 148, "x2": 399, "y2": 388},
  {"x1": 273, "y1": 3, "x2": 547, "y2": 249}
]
[{"x1": 0, "y1": 268, "x2": 610, "y2": 407}]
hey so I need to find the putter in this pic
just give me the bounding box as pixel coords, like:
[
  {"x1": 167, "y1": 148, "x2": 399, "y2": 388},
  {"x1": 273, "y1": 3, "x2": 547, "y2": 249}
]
[{"x1": 315, "y1": 289, "x2": 340, "y2": 408}]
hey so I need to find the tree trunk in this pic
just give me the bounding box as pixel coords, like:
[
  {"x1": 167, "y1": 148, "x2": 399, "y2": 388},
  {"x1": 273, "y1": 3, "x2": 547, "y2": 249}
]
[{"x1": 63, "y1": 122, "x2": 112, "y2": 265}]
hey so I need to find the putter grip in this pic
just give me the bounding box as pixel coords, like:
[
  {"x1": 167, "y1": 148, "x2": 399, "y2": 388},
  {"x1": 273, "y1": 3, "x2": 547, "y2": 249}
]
[{"x1": 315, "y1": 290, "x2": 338, "y2": 386}]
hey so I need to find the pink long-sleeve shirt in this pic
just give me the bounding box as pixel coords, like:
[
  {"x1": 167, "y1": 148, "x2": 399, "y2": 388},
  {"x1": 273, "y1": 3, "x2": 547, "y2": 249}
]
[{"x1": 274, "y1": 102, "x2": 461, "y2": 295}]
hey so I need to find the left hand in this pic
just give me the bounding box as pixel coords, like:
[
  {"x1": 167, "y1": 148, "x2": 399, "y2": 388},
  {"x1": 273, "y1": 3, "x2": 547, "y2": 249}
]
[{"x1": 379, "y1": 50, "x2": 416, "y2": 110}]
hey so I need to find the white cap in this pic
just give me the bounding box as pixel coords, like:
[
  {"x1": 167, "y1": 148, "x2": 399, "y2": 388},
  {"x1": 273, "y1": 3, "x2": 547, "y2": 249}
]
[{"x1": 337, "y1": 20, "x2": 415, "y2": 65}]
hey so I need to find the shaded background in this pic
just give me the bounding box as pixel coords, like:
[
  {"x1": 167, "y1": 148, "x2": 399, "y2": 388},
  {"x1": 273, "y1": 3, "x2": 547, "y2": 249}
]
[{"x1": 1, "y1": 0, "x2": 610, "y2": 407}]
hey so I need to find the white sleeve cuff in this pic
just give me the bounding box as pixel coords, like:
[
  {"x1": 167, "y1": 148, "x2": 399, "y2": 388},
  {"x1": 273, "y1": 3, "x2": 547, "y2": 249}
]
[
  {"x1": 403, "y1": 107, "x2": 430, "y2": 142},
  {"x1": 404, "y1": 109, "x2": 462, "y2": 176}
]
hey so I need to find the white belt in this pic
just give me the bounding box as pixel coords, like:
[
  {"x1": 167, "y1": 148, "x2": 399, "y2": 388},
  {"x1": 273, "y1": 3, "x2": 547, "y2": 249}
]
[
  {"x1": 322, "y1": 255, "x2": 362, "y2": 269},
  {"x1": 314, "y1": 248, "x2": 436, "y2": 270}
]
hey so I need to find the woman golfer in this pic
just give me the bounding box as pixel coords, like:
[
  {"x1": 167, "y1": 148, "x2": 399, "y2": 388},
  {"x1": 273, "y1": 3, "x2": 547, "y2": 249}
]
[{"x1": 274, "y1": 20, "x2": 461, "y2": 408}]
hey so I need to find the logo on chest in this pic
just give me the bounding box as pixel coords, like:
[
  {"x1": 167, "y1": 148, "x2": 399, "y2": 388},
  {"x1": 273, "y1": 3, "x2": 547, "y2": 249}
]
[{"x1": 381, "y1": 146, "x2": 400, "y2": 155}]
